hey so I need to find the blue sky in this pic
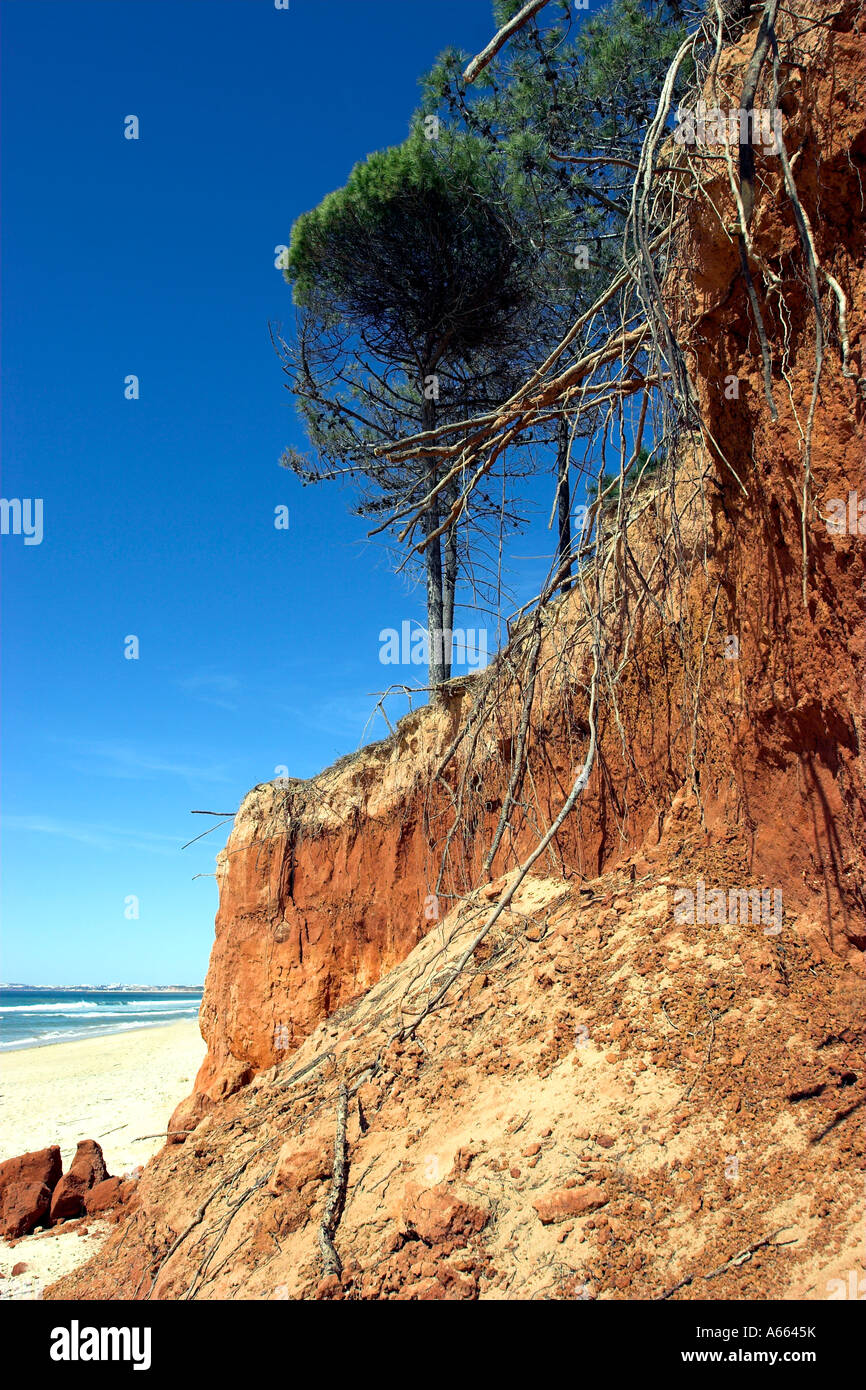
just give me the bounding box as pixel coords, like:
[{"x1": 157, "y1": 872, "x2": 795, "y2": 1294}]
[{"x1": 1, "y1": 0, "x2": 592, "y2": 985}]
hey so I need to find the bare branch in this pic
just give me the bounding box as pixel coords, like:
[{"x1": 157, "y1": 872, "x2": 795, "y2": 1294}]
[{"x1": 462, "y1": 0, "x2": 551, "y2": 85}]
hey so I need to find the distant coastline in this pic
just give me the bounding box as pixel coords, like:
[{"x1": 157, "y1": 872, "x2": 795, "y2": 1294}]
[
  {"x1": 1, "y1": 983, "x2": 203, "y2": 992},
  {"x1": 0, "y1": 987, "x2": 203, "y2": 1052}
]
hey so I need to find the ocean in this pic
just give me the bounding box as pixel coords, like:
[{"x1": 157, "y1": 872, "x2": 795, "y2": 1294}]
[{"x1": 0, "y1": 989, "x2": 203, "y2": 1052}]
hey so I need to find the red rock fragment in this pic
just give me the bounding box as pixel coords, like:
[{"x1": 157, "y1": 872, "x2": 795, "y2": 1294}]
[
  {"x1": 533, "y1": 1185, "x2": 608, "y2": 1224},
  {"x1": 50, "y1": 1141, "x2": 109, "y2": 1222},
  {"x1": 0, "y1": 1146, "x2": 62, "y2": 1239}
]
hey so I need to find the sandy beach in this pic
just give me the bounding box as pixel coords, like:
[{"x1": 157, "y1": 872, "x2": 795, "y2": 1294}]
[{"x1": 0, "y1": 1019, "x2": 206, "y2": 1298}]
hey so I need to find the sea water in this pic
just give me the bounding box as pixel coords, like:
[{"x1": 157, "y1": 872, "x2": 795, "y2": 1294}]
[{"x1": 0, "y1": 988, "x2": 202, "y2": 1051}]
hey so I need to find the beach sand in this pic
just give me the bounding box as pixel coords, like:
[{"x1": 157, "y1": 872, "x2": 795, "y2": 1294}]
[{"x1": 0, "y1": 1019, "x2": 206, "y2": 1299}]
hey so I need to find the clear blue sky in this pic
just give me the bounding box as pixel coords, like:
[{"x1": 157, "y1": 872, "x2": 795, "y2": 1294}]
[{"x1": 1, "y1": 0, "x2": 587, "y2": 985}]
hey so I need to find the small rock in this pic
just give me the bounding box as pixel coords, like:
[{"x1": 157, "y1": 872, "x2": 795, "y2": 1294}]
[
  {"x1": 402, "y1": 1184, "x2": 489, "y2": 1244},
  {"x1": 84, "y1": 1177, "x2": 125, "y2": 1216},
  {"x1": 481, "y1": 878, "x2": 507, "y2": 902},
  {"x1": 533, "y1": 1185, "x2": 608, "y2": 1225},
  {"x1": 268, "y1": 1144, "x2": 330, "y2": 1196}
]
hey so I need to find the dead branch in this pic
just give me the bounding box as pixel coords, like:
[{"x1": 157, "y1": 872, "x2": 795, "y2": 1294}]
[
  {"x1": 462, "y1": 0, "x2": 551, "y2": 85},
  {"x1": 181, "y1": 819, "x2": 233, "y2": 851},
  {"x1": 655, "y1": 1227, "x2": 795, "y2": 1299},
  {"x1": 318, "y1": 1082, "x2": 350, "y2": 1279}
]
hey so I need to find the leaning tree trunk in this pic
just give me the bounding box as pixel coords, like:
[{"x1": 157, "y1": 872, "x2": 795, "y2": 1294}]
[
  {"x1": 422, "y1": 394, "x2": 448, "y2": 690},
  {"x1": 556, "y1": 413, "x2": 572, "y2": 594}
]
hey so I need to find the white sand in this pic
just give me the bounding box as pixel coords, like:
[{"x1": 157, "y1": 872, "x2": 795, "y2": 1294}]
[{"x1": 0, "y1": 1020, "x2": 206, "y2": 1299}]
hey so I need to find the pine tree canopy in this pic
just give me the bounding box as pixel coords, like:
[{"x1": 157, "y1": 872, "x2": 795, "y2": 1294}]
[{"x1": 284, "y1": 129, "x2": 531, "y2": 374}]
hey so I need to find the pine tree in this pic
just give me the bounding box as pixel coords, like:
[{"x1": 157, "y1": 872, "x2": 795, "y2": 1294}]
[{"x1": 277, "y1": 123, "x2": 537, "y2": 688}]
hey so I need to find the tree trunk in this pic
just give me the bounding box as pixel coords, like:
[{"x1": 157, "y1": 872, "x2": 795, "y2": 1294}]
[
  {"x1": 422, "y1": 393, "x2": 448, "y2": 690},
  {"x1": 556, "y1": 414, "x2": 572, "y2": 594},
  {"x1": 442, "y1": 476, "x2": 457, "y2": 681}
]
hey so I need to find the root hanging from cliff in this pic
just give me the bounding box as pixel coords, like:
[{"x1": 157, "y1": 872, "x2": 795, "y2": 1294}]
[
  {"x1": 358, "y1": 0, "x2": 864, "y2": 989},
  {"x1": 400, "y1": 641, "x2": 600, "y2": 1040}
]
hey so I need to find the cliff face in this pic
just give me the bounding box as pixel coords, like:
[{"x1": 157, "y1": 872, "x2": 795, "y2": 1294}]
[
  {"x1": 668, "y1": 4, "x2": 866, "y2": 950},
  {"x1": 172, "y1": 0, "x2": 864, "y2": 1135},
  {"x1": 177, "y1": 481, "x2": 711, "y2": 1123},
  {"x1": 55, "y1": 0, "x2": 864, "y2": 1301},
  {"x1": 187, "y1": 702, "x2": 466, "y2": 1111}
]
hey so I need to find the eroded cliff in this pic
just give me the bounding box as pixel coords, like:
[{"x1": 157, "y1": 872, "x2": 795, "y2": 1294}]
[{"x1": 54, "y1": 0, "x2": 864, "y2": 1301}]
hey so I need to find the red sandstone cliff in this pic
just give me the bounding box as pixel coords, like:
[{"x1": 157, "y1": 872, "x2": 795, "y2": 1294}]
[{"x1": 53, "y1": 0, "x2": 864, "y2": 1301}]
